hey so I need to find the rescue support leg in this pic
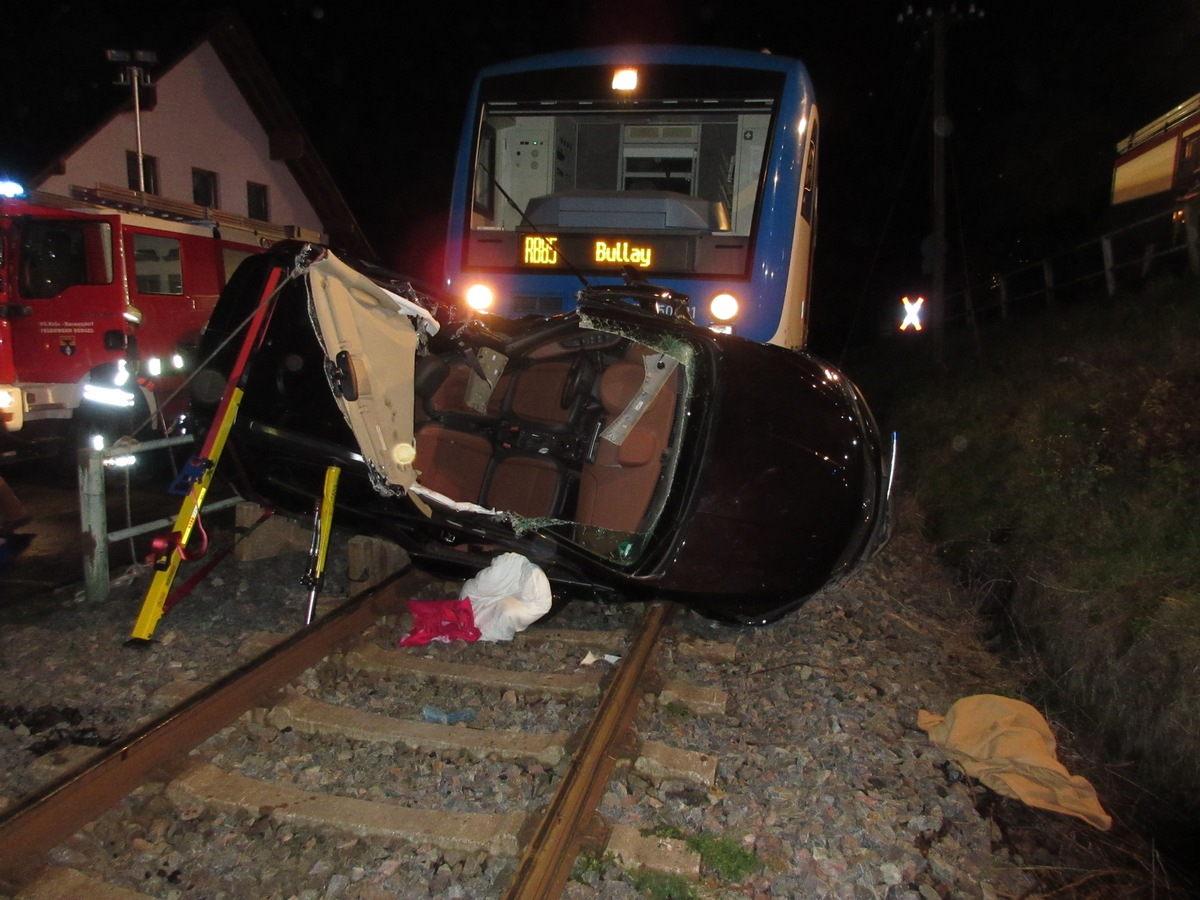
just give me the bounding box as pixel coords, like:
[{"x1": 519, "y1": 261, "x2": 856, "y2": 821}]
[
  {"x1": 303, "y1": 465, "x2": 341, "y2": 625},
  {"x1": 128, "y1": 264, "x2": 286, "y2": 642},
  {"x1": 129, "y1": 388, "x2": 245, "y2": 641}
]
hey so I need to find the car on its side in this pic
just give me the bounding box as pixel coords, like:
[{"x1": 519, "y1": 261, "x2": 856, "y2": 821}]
[{"x1": 193, "y1": 243, "x2": 893, "y2": 625}]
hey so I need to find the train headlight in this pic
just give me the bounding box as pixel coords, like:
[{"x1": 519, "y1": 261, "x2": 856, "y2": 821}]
[
  {"x1": 466, "y1": 283, "x2": 494, "y2": 312},
  {"x1": 709, "y1": 292, "x2": 739, "y2": 322},
  {"x1": 612, "y1": 68, "x2": 638, "y2": 91}
]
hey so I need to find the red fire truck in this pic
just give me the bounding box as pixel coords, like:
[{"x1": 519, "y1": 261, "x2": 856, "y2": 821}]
[{"x1": 0, "y1": 184, "x2": 317, "y2": 463}]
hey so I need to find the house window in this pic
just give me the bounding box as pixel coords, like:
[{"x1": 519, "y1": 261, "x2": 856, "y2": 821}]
[
  {"x1": 247, "y1": 182, "x2": 269, "y2": 221},
  {"x1": 192, "y1": 168, "x2": 219, "y2": 208},
  {"x1": 126, "y1": 151, "x2": 159, "y2": 194}
]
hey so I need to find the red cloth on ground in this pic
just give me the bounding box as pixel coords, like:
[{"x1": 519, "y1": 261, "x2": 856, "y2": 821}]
[{"x1": 397, "y1": 598, "x2": 481, "y2": 646}]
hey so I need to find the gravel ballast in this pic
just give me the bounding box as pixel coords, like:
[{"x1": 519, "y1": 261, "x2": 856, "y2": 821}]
[{"x1": 0, "y1": 496, "x2": 1161, "y2": 897}]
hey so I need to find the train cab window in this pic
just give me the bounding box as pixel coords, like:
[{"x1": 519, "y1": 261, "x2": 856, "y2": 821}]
[
  {"x1": 19, "y1": 220, "x2": 113, "y2": 299},
  {"x1": 621, "y1": 124, "x2": 699, "y2": 194},
  {"x1": 131, "y1": 233, "x2": 183, "y2": 295},
  {"x1": 623, "y1": 151, "x2": 696, "y2": 194}
]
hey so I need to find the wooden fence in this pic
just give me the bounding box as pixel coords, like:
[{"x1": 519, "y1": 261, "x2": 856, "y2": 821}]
[{"x1": 942, "y1": 201, "x2": 1199, "y2": 327}]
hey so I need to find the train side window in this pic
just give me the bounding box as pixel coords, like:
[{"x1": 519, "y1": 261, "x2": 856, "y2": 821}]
[
  {"x1": 131, "y1": 233, "x2": 183, "y2": 295},
  {"x1": 800, "y1": 119, "x2": 818, "y2": 223}
]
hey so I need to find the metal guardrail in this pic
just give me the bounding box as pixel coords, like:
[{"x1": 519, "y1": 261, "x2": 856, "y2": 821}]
[{"x1": 78, "y1": 434, "x2": 242, "y2": 603}]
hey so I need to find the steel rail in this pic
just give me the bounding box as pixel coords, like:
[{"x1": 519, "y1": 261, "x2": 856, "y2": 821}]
[
  {"x1": 0, "y1": 566, "x2": 421, "y2": 892},
  {"x1": 503, "y1": 600, "x2": 672, "y2": 899}
]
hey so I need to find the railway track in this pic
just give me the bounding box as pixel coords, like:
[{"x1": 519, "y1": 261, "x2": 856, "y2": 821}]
[{"x1": 0, "y1": 565, "x2": 734, "y2": 898}]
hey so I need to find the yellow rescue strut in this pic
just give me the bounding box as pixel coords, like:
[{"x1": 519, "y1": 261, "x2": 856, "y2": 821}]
[
  {"x1": 130, "y1": 263, "x2": 287, "y2": 642},
  {"x1": 303, "y1": 465, "x2": 341, "y2": 625},
  {"x1": 130, "y1": 388, "x2": 246, "y2": 640}
]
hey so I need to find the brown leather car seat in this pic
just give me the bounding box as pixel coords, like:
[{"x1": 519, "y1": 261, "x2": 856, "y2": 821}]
[
  {"x1": 505, "y1": 360, "x2": 574, "y2": 427},
  {"x1": 485, "y1": 455, "x2": 565, "y2": 517},
  {"x1": 576, "y1": 350, "x2": 678, "y2": 532},
  {"x1": 482, "y1": 359, "x2": 579, "y2": 517},
  {"x1": 418, "y1": 352, "x2": 510, "y2": 421},
  {"x1": 413, "y1": 423, "x2": 492, "y2": 504}
]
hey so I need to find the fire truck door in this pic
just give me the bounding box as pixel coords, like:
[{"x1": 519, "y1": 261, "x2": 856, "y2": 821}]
[
  {"x1": 10, "y1": 214, "x2": 125, "y2": 386},
  {"x1": 121, "y1": 228, "x2": 222, "y2": 372}
]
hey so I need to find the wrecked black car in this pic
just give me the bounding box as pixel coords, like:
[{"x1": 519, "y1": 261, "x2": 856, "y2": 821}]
[{"x1": 193, "y1": 243, "x2": 892, "y2": 625}]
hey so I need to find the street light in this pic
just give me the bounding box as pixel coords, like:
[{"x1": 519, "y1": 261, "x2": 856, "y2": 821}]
[
  {"x1": 897, "y1": 4, "x2": 984, "y2": 361},
  {"x1": 106, "y1": 49, "x2": 158, "y2": 193}
]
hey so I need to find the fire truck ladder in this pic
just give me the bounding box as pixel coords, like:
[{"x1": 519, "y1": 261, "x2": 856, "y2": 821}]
[{"x1": 129, "y1": 259, "x2": 333, "y2": 642}]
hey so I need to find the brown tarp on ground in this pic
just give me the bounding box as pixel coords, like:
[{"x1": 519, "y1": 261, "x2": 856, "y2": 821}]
[{"x1": 918, "y1": 693, "x2": 1112, "y2": 831}]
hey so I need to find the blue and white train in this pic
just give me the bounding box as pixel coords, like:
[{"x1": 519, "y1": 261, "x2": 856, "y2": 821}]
[{"x1": 444, "y1": 45, "x2": 820, "y2": 349}]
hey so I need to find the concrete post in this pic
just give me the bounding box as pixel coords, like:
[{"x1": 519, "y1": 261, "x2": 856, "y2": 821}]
[
  {"x1": 79, "y1": 448, "x2": 109, "y2": 603},
  {"x1": 1186, "y1": 202, "x2": 1199, "y2": 277},
  {"x1": 1101, "y1": 235, "x2": 1117, "y2": 297}
]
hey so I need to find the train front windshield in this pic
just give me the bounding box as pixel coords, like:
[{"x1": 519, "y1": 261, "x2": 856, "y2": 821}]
[{"x1": 463, "y1": 64, "x2": 786, "y2": 313}]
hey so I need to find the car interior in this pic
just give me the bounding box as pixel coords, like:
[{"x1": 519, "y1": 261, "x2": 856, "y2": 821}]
[{"x1": 411, "y1": 326, "x2": 687, "y2": 541}]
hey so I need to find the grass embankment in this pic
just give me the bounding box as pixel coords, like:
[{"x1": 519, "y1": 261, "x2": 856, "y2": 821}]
[{"x1": 845, "y1": 274, "x2": 1200, "y2": 838}]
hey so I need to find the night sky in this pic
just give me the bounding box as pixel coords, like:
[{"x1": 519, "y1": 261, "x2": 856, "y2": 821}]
[{"x1": 5, "y1": 1, "x2": 1200, "y2": 350}]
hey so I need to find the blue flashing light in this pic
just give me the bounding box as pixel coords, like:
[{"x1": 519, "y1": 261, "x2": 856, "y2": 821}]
[{"x1": 0, "y1": 180, "x2": 27, "y2": 199}]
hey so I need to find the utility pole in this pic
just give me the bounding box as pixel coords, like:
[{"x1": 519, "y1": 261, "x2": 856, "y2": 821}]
[
  {"x1": 931, "y1": 8, "x2": 947, "y2": 356},
  {"x1": 105, "y1": 49, "x2": 157, "y2": 193},
  {"x1": 899, "y1": 4, "x2": 983, "y2": 361}
]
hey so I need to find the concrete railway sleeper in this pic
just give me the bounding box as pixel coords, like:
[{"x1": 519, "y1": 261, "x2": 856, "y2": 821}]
[{"x1": 0, "y1": 571, "x2": 733, "y2": 898}]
